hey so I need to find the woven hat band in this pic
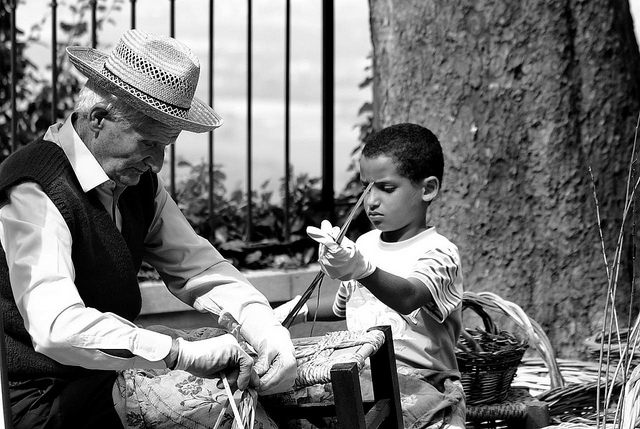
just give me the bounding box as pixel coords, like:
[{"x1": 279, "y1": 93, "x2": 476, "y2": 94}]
[
  {"x1": 100, "y1": 66, "x2": 190, "y2": 120},
  {"x1": 104, "y1": 30, "x2": 199, "y2": 110}
]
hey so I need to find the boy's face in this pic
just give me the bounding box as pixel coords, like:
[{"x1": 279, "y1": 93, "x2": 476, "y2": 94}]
[{"x1": 360, "y1": 155, "x2": 437, "y2": 242}]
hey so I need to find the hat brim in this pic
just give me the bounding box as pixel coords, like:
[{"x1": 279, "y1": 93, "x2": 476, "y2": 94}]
[{"x1": 66, "y1": 46, "x2": 222, "y2": 133}]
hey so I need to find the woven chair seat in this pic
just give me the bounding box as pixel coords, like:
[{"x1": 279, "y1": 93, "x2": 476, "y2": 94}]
[{"x1": 293, "y1": 329, "x2": 386, "y2": 388}]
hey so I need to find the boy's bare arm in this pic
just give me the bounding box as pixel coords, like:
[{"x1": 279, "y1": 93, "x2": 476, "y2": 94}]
[
  {"x1": 304, "y1": 220, "x2": 434, "y2": 315},
  {"x1": 358, "y1": 268, "x2": 435, "y2": 315}
]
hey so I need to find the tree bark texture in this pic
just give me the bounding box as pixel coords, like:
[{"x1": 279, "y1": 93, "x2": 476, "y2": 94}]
[{"x1": 369, "y1": 0, "x2": 640, "y2": 358}]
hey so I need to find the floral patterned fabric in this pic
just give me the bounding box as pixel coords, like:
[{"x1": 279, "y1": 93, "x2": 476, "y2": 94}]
[
  {"x1": 112, "y1": 326, "x2": 278, "y2": 429},
  {"x1": 114, "y1": 368, "x2": 278, "y2": 429}
]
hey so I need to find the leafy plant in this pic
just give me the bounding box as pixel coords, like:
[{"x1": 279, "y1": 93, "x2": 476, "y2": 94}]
[{"x1": 170, "y1": 160, "x2": 323, "y2": 272}]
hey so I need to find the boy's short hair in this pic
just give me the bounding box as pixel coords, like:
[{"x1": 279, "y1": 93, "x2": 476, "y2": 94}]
[{"x1": 362, "y1": 123, "x2": 444, "y2": 185}]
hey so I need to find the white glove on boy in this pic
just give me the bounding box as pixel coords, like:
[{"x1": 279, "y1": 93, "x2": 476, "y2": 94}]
[{"x1": 306, "y1": 220, "x2": 376, "y2": 281}]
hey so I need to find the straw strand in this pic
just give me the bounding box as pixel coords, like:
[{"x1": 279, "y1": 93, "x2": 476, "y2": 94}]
[{"x1": 282, "y1": 182, "x2": 374, "y2": 328}]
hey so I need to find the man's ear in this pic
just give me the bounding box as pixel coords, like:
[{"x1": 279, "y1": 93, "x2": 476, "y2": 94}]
[
  {"x1": 422, "y1": 176, "x2": 440, "y2": 202},
  {"x1": 87, "y1": 103, "x2": 111, "y2": 133}
]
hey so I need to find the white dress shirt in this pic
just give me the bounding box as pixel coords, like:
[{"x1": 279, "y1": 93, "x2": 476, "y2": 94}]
[{"x1": 0, "y1": 115, "x2": 281, "y2": 371}]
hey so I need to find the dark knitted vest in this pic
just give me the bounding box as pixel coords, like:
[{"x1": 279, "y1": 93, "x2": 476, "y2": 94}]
[{"x1": 0, "y1": 139, "x2": 157, "y2": 381}]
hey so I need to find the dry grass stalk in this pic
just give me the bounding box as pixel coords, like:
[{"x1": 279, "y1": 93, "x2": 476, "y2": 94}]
[
  {"x1": 587, "y1": 112, "x2": 640, "y2": 428},
  {"x1": 210, "y1": 306, "x2": 259, "y2": 429}
]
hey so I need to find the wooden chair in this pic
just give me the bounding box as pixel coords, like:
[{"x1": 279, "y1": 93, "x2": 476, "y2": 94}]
[{"x1": 263, "y1": 325, "x2": 403, "y2": 429}]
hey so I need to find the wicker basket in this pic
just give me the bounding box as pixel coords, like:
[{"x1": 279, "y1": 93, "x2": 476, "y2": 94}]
[
  {"x1": 539, "y1": 363, "x2": 640, "y2": 428},
  {"x1": 583, "y1": 328, "x2": 640, "y2": 367},
  {"x1": 457, "y1": 294, "x2": 529, "y2": 405}
]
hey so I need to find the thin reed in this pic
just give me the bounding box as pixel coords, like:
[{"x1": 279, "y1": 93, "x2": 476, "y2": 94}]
[
  {"x1": 583, "y1": 112, "x2": 640, "y2": 428},
  {"x1": 212, "y1": 307, "x2": 260, "y2": 429},
  {"x1": 538, "y1": 114, "x2": 640, "y2": 428}
]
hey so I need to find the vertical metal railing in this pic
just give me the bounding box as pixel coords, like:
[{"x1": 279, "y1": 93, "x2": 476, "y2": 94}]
[
  {"x1": 130, "y1": 0, "x2": 136, "y2": 28},
  {"x1": 90, "y1": 0, "x2": 97, "y2": 48},
  {"x1": 51, "y1": 0, "x2": 58, "y2": 123},
  {"x1": 207, "y1": 0, "x2": 215, "y2": 222},
  {"x1": 10, "y1": 0, "x2": 17, "y2": 153},
  {"x1": 283, "y1": 0, "x2": 291, "y2": 242},
  {"x1": 246, "y1": 0, "x2": 254, "y2": 241},
  {"x1": 321, "y1": 0, "x2": 335, "y2": 218},
  {"x1": 7, "y1": 0, "x2": 337, "y2": 244},
  {"x1": 168, "y1": 0, "x2": 177, "y2": 200}
]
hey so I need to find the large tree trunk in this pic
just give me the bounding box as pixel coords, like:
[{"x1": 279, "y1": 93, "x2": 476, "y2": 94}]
[{"x1": 369, "y1": 0, "x2": 640, "y2": 358}]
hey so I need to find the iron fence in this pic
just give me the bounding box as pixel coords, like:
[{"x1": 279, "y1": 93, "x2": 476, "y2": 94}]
[{"x1": 6, "y1": 0, "x2": 355, "y2": 243}]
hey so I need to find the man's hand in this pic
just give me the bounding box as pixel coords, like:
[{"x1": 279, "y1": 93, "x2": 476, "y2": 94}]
[
  {"x1": 173, "y1": 334, "x2": 259, "y2": 391},
  {"x1": 306, "y1": 220, "x2": 376, "y2": 281},
  {"x1": 273, "y1": 295, "x2": 308, "y2": 326},
  {"x1": 252, "y1": 326, "x2": 297, "y2": 395}
]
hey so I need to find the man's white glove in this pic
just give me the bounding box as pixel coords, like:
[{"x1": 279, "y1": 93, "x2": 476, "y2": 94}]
[
  {"x1": 273, "y1": 295, "x2": 308, "y2": 326},
  {"x1": 174, "y1": 334, "x2": 259, "y2": 391},
  {"x1": 252, "y1": 326, "x2": 297, "y2": 395},
  {"x1": 306, "y1": 220, "x2": 376, "y2": 281}
]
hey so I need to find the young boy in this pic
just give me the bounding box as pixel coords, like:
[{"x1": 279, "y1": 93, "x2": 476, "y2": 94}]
[{"x1": 276, "y1": 123, "x2": 466, "y2": 428}]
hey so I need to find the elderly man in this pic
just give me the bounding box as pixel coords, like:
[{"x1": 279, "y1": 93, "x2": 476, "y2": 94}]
[{"x1": 0, "y1": 29, "x2": 295, "y2": 429}]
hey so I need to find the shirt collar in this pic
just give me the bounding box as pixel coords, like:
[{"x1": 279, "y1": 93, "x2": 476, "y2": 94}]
[{"x1": 44, "y1": 114, "x2": 112, "y2": 193}]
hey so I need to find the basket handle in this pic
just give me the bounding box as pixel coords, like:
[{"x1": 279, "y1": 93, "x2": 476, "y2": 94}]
[
  {"x1": 461, "y1": 299, "x2": 499, "y2": 335},
  {"x1": 462, "y1": 291, "x2": 565, "y2": 390},
  {"x1": 457, "y1": 299, "x2": 500, "y2": 353}
]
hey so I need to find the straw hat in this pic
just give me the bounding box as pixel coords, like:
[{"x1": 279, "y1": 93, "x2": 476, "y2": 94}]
[{"x1": 66, "y1": 29, "x2": 222, "y2": 133}]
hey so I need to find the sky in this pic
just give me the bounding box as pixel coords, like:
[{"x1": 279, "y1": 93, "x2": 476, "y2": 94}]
[{"x1": 16, "y1": 0, "x2": 372, "y2": 197}]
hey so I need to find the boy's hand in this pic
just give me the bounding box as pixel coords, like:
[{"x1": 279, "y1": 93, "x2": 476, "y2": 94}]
[
  {"x1": 273, "y1": 295, "x2": 308, "y2": 325},
  {"x1": 306, "y1": 220, "x2": 376, "y2": 281}
]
